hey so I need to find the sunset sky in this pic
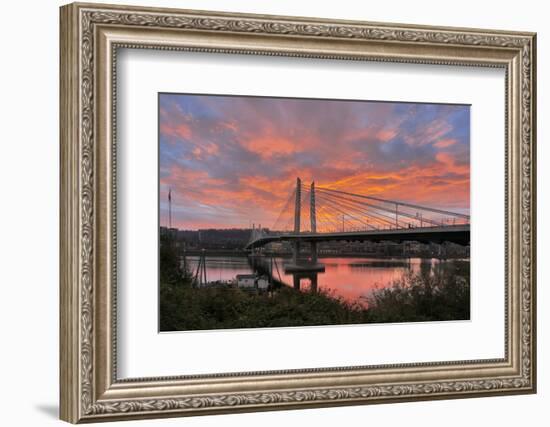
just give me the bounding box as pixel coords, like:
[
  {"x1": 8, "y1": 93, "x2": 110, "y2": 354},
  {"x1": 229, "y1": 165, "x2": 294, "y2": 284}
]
[{"x1": 159, "y1": 93, "x2": 470, "y2": 230}]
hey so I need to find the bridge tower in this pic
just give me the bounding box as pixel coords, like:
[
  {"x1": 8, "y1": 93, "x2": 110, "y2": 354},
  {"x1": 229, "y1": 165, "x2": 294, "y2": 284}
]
[
  {"x1": 310, "y1": 181, "x2": 318, "y2": 263},
  {"x1": 310, "y1": 181, "x2": 316, "y2": 233},
  {"x1": 294, "y1": 177, "x2": 301, "y2": 233},
  {"x1": 292, "y1": 178, "x2": 302, "y2": 264}
]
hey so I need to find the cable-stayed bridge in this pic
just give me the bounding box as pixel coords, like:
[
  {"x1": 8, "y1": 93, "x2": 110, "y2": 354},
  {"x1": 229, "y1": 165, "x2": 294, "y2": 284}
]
[{"x1": 246, "y1": 178, "x2": 469, "y2": 270}]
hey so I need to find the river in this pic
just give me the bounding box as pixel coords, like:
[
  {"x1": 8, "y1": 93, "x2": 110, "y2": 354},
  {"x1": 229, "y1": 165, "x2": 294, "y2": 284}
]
[{"x1": 184, "y1": 256, "x2": 469, "y2": 305}]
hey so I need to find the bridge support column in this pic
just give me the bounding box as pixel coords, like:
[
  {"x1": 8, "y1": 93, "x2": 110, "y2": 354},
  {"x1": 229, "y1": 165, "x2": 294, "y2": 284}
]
[
  {"x1": 292, "y1": 177, "x2": 302, "y2": 266},
  {"x1": 310, "y1": 181, "x2": 318, "y2": 264},
  {"x1": 293, "y1": 274, "x2": 300, "y2": 290},
  {"x1": 310, "y1": 274, "x2": 318, "y2": 293},
  {"x1": 294, "y1": 177, "x2": 301, "y2": 234},
  {"x1": 311, "y1": 241, "x2": 318, "y2": 264},
  {"x1": 310, "y1": 181, "x2": 316, "y2": 233},
  {"x1": 293, "y1": 241, "x2": 300, "y2": 264}
]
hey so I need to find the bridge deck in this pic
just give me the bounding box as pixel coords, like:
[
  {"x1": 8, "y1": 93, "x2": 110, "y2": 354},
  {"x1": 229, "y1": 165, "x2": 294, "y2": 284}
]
[{"x1": 246, "y1": 224, "x2": 470, "y2": 249}]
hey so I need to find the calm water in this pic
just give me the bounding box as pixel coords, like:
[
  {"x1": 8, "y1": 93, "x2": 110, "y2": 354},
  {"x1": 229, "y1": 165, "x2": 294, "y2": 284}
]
[{"x1": 184, "y1": 256, "x2": 469, "y2": 305}]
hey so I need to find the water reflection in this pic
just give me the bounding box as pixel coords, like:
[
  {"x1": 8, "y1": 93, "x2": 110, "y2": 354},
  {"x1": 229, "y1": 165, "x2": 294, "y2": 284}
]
[{"x1": 184, "y1": 256, "x2": 468, "y2": 305}]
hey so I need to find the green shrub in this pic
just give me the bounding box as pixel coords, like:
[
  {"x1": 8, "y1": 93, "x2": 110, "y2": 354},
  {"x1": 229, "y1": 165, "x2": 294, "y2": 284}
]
[{"x1": 366, "y1": 261, "x2": 470, "y2": 323}]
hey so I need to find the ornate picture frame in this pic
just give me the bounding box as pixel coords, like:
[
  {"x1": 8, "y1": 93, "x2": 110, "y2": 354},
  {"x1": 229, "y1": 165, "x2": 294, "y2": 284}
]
[{"x1": 60, "y1": 2, "x2": 536, "y2": 423}]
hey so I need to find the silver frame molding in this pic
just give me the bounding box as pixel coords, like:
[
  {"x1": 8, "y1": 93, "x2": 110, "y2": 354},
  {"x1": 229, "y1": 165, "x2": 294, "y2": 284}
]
[{"x1": 60, "y1": 2, "x2": 537, "y2": 423}]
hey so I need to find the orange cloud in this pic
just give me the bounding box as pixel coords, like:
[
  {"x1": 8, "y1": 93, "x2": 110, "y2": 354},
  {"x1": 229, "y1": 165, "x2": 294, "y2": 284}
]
[
  {"x1": 159, "y1": 94, "x2": 470, "y2": 230},
  {"x1": 434, "y1": 138, "x2": 457, "y2": 148},
  {"x1": 241, "y1": 135, "x2": 298, "y2": 158},
  {"x1": 376, "y1": 129, "x2": 398, "y2": 141},
  {"x1": 160, "y1": 122, "x2": 192, "y2": 140}
]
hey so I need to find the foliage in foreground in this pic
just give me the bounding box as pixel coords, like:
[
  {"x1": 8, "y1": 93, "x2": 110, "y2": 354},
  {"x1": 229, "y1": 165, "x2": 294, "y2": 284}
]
[
  {"x1": 160, "y1": 281, "x2": 373, "y2": 331},
  {"x1": 159, "y1": 235, "x2": 469, "y2": 331},
  {"x1": 365, "y1": 263, "x2": 470, "y2": 323},
  {"x1": 160, "y1": 270, "x2": 469, "y2": 331}
]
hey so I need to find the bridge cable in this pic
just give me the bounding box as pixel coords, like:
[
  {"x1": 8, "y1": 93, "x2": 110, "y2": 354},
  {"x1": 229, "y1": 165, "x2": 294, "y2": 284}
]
[
  {"x1": 315, "y1": 190, "x2": 416, "y2": 229},
  {"x1": 317, "y1": 186, "x2": 470, "y2": 220},
  {"x1": 313, "y1": 192, "x2": 378, "y2": 231},
  {"x1": 271, "y1": 188, "x2": 297, "y2": 232},
  {"x1": 315, "y1": 190, "x2": 404, "y2": 229},
  {"x1": 316, "y1": 187, "x2": 444, "y2": 227},
  {"x1": 315, "y1": 190, "x2": 409, "y2": 229}
]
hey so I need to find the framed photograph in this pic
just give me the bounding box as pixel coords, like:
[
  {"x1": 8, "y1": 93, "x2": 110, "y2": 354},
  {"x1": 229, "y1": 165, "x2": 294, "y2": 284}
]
[{"x1": 60, "y1": 2, "x2": 536, "y2": 423}]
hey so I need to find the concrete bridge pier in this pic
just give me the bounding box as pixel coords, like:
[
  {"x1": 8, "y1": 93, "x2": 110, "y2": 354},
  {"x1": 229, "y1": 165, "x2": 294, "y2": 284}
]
[
  {"x1": 285, "y1": 249, "x2": 325, "y2": 274},
  {"x1": 310, "y1": 241, "x2": 318, "y2": 264},
  {"x1": 293, "y1": 274, "x2": 300, "y2": 290},
  {"x1": 291, "y1": 272, "x2": 318, "y2": 292},
  {"x1": 290, "y1": 240, "x2": 319, "y2": 264},
  {"x1": 310, "y1": 274, "x2": 318, "y2": 293},
  {"x1": 292, "y1": 240, "x2": 301, "y2": 264}
]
